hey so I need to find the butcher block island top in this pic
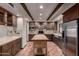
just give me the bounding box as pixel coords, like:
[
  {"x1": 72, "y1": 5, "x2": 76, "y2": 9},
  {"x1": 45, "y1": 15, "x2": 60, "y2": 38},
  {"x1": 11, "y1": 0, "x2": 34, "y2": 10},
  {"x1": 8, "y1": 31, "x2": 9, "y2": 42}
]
[
  {"x1": 31, "y1": 34, "x2": 49, "y2": 40},
  {"x1": 0, "y1": 36, "x2": 21, "y2": 46}
]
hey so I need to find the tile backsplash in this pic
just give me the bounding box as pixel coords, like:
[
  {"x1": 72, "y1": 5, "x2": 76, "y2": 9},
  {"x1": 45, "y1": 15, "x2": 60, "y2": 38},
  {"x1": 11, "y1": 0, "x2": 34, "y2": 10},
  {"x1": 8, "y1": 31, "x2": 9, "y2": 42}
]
[
  {"x1": 0, "y1": 25, "x2": 7, "y2": 37},
  {"x1": 0, "y1": 25, "x2": 15, "y2": 37}
]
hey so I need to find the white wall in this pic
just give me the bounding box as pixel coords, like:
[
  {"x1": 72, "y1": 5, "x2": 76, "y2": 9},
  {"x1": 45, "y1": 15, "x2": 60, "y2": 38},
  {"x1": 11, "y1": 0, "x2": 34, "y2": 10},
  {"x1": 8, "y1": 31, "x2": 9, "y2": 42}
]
[
  {"x1": 53, "y1": 14, "x2": 63, "y2": 33},
  {"x1": 17, "y1": 17, "x2": 29, "y2": 48},
  {"x1": 26, "y1": 20, "x2": 29, "y2": 41},
  {"x1": 16, "y1": 17, "x2": 23, "y2": 34},
  {"x1": 21, "y1": 19, "x2": 27, "y2": 48}
]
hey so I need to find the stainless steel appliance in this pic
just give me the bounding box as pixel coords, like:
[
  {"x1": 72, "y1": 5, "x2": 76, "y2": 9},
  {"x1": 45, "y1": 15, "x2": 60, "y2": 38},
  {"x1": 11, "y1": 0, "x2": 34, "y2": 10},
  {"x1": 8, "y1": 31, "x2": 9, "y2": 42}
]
[{"x1": 62, "y1": 20, "x2": 78, "y2": 56}]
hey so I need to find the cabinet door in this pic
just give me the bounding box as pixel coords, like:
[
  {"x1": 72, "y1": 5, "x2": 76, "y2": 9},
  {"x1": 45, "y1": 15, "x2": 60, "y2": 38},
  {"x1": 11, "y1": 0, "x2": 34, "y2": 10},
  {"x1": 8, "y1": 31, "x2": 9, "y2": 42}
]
[
  {"x1": 12, "y1": 38, "x2": 21, "y2": 55},
  {"x1": 0, "y1": 46, "x2": 2, "y2": 56},
  {"x1": 2, "y1": 43, "x2": 12, "y2": 56},
  {"x1": 63, "y1": 4, "x2": 79, "y2": 23}
]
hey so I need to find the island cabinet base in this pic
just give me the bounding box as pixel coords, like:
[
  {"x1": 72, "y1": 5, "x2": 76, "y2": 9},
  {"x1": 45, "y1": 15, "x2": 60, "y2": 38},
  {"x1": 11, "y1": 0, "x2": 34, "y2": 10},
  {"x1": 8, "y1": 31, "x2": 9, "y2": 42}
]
[{"x1": 0, "y1": 38, "x2": 22, "y2": 56}]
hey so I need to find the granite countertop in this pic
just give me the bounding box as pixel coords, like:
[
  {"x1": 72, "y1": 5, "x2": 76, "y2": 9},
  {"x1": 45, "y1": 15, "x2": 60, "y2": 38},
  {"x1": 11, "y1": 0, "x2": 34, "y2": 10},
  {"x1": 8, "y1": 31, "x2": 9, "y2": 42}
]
[
  {"x1": 31, "y1": 34, "x2": 49, "y2": 40},
  {"x1": 0, "y1": 36, "x2": 21, "y2": 46},
  {"x1": 53, "y1": 33, "x2": 62, "y2": 38},
  {"x1": 44, "y1": 30, "x2": 53, "y2": 34}
]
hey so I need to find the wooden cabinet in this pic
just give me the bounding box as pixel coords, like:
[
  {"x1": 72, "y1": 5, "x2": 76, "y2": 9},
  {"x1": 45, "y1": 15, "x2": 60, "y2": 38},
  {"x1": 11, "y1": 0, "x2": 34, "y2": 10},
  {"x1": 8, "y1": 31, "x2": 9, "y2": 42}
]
[
  {"x1": 2, "y1": 42, "x2": 12, "y2": 56},
  {"x1": 0, "y1": 7, "x2": 5, "y2": 25},
  {"x1": 7, "y1": 15, "x2": 13, "y2": 26},
  {"x1": 0, "y1": 46, "x2": 2, "y2": 56},
  {"x1": 63, "y1": 4, "x2": 79, "y2": 23},
  {"x1": 53, "y1": 36, "x2": 62, "y2": 48},
  {"x1": 0, "y1": 37, "x2": 22, "y2": 56},
  {"x1": 45, "y1": 34, "x2": 53, "y2": 41},
  {"x1": 0, "y1": 6, "x2": 17, "y2": 26},
  {"x1": 12, "y1": 38, "x2": 21, "y2": 55},
  {"x1": 29, "y1": 34, "x2": 35, "y2": 41}
]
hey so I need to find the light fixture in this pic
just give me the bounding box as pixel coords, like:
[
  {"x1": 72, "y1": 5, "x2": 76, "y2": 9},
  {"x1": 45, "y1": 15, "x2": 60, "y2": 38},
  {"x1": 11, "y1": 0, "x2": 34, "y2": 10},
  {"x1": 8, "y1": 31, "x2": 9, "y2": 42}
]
[
  {"x1": 40, "y1": 17, "x2": 42, "y2": 19},
  {"x1": 40, "y1": 5, "x2": 43, "y2": 9},
  {"x1": 40, "y1": 13, "x2": 43, "y2": 16}
]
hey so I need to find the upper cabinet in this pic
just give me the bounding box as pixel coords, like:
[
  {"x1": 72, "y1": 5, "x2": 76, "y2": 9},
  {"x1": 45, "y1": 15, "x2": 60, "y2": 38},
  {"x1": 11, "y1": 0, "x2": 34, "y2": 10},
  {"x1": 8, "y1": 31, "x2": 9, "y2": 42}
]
[
  {"x1": 29, "y1": 21, "x2": 36, "y2": 31},
  {"x1": 0, "y1": 6, "x2": 17, "y2": 26},
  {"x1": 63, "y1": 4, "x2": 79, "y2": 23},
  {"x1": 0, "y1": 7, "x2": 5, "y2": 25},
  {"x1": 7, "y1": 13, "x2": 13, "y2": 26}
]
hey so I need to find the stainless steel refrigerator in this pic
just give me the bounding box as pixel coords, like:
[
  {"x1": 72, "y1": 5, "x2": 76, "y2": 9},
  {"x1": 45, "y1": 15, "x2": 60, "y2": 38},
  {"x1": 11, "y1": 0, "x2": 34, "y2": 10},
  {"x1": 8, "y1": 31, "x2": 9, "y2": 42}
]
[{"x1": 62, "y1": 20, "x2": 78, "y2": 56}]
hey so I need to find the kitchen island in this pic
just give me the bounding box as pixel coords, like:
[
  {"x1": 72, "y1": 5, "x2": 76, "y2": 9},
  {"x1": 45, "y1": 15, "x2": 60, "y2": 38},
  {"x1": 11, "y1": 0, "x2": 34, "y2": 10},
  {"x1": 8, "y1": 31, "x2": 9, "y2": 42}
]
[
  {"x1": 31, "y1": 34, "x2": 48, "y2": 56},
  {"x1": 0, "y1": 36, "x2": 22, "y2": 56}
]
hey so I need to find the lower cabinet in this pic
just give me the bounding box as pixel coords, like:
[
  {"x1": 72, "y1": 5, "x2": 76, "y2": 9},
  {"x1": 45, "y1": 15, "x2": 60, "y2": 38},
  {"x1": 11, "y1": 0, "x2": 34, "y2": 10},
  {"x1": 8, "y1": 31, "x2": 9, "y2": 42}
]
[
  {"x1": 53, "y1": 36, "x2": 62, "y2": 49},
  {"x1": 0, "y1": 47, "x2": 2, "y2": 56},
  {"x1": 12, "y1": 38, "x2": 22, "y2": 55},
  {"x1": 29, "y1": 34, "x2": 35, "y2": 41},
  {"x1": 45, "y1": 34, "x2": 54, "y2": 41},
  {"x1": 0, "y1": 38, "x2": 22, "y2": 56}
]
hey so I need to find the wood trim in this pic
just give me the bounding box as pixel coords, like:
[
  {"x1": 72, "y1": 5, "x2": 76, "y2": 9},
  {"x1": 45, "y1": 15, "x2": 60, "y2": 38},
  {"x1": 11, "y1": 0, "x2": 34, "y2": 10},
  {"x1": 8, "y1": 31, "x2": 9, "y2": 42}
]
[
  {"x1": 47, "y1": 3, "x2": 63, "y2": 20},
  {"x1": 20, "y1": 3, "x2": 34, "y2": 20},
  {"x1": 63, "y1": 4, "x2": 79, "y2": 23},
  {"x1": 77, "y1": 19, "x2": 79, "y2": 56}
]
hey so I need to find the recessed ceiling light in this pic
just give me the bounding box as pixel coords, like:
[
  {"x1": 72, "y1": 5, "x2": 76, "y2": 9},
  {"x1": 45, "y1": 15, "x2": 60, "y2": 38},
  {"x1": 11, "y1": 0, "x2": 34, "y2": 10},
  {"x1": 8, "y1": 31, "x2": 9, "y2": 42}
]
[
  {"x1": 40, "y1": 5, "x2": 43, "y2": 9},
  {"x1": 40, "y1": 13, "x2": 42, "y2": 16}
]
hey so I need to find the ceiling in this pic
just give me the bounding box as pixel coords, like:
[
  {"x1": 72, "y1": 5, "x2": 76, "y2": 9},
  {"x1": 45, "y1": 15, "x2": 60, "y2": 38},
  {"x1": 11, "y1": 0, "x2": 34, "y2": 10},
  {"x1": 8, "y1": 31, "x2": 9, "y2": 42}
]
[
  {"x1": 25, "y1": 3, "x2": 58, "y2": 21},
  {"x1": 0, "y1": 3, "x2": 75, "y2": 22}
]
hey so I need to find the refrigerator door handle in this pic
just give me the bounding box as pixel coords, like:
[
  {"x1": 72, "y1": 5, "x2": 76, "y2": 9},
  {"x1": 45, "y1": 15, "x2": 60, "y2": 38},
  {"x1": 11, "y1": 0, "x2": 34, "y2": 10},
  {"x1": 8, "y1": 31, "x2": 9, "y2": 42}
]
[{"x1": 64, "y1": 26, "x2": 67, "y2": 48}]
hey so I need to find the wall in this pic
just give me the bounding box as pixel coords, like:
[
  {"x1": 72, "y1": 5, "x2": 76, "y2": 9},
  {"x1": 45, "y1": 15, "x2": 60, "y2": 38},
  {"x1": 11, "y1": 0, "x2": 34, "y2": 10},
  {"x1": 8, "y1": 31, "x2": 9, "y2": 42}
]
[
  {"x1": 53, "y1": 14, "x2": 63, "y2": 33},
  {"x1": 17, "y1": 17, "x2": 29, "y2": 48},
  {"x1": 16, "y1": 17, "x2": 23, "y2": 34},
  {"x1": 21, "y1": 19, "x2": 27, "y2": 48}
]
